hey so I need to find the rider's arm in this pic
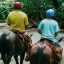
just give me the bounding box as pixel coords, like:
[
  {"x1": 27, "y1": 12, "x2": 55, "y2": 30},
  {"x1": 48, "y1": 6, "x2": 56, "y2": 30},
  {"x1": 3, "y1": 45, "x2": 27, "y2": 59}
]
[
  {"x1": 54, "y1": 22, "x2": 60, "y2": 37},
  {"x1": 36, "y1": 29, "x2": 42, "y2": 34},
  {"x1": 25, "y1": 25, "x2": 28, "y2": 29},
  {"x1": 37, "y1": 21, "x2": 43, "y2": 34},
  {"x1": 54, "y1": 32, "x2": 59, "y2": 37},
  {"x1": 6, "y1": 14, "x2": 11, "y2": 26},
  {"x1": 24, "y1": 15, "x2": 29, "y2": 30}
]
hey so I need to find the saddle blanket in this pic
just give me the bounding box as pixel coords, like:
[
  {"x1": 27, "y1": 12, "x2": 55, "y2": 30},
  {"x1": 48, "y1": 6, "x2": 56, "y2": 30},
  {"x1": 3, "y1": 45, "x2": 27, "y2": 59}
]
[{"x1": 31, "y1": 32, "x2": 41, "y2": 45}]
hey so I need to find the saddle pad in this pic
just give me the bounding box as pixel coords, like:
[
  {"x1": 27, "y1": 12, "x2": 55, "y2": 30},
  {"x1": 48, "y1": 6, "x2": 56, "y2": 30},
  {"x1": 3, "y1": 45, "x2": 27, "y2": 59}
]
[{"x1": 31, "y1": 32, "x2": 41, "y2": 45}]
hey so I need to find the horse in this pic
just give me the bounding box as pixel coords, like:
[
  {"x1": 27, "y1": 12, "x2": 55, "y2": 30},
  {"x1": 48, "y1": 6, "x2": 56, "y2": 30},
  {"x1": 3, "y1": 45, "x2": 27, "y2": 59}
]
[
  {"x1": 0, "y1": 29, "x2": 31, "y2": 64},
  {"x1": 30, "y1": 38, "x2": 62, "y2": 64}
]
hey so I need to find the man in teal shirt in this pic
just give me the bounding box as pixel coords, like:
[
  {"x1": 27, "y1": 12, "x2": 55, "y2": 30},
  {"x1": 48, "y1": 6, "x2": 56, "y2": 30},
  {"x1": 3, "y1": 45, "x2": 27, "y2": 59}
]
[{"x1": 38, "y1": 9, "x2": 60, "y2": 47}]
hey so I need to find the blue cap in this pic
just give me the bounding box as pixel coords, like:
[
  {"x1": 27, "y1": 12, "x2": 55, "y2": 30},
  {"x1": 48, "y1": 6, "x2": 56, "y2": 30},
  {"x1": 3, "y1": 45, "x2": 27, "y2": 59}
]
[{"x1": 46, "y1": 9, "x2": 55, "y2": 17}]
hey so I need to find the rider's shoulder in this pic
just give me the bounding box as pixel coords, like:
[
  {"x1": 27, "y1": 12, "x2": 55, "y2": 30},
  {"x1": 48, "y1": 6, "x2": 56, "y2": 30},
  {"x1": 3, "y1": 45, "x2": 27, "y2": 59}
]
[
  {"x1": 41, "y1": 19, "x2": 48, "y2": 23},
  {"x1": 52, "y1": 20, "x2": 58, "y2": 24},
  {"x1": 21, "y1": 11, "x2": 27, "y2": 17},
  {"x1": 42, "y1": 19, "x2": 47, "y2": 21}
]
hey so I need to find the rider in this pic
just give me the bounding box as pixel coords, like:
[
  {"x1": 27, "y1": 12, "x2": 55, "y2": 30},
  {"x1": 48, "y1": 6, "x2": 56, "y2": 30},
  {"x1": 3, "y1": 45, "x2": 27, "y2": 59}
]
[
  {"x1": 37, "y1": 9, "x2": 62, "y2": 61},
  {"x1": 6, "y1": 2, "x2": 28, "y2": 33},
  {"x1": 6, "y1": 2, "x2": 31, "y2": 61}
]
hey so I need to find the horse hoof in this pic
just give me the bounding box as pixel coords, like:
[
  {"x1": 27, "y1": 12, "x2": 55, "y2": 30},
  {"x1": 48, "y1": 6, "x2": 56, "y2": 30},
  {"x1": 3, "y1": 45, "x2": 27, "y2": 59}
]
[{"x1": 25, "y1": 56, "x2": 30, "y2": 61}]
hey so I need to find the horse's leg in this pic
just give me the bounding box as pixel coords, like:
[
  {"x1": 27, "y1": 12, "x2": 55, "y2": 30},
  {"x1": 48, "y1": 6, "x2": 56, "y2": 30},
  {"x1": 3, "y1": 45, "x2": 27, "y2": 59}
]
[
  {"x1": 25, "y1": 44, "x2": 31, "y2": 61},
  {"x1": 30, "y1": 53, "x2": 38, "y2": 64},
  {"x1": 4, "y1": 53, "x2": 12, "y2": 64},
  {"x1": 20, "y1": 52, "x2": 25, "y2": 64},
  {"x1": 20, "y1": 45, "x2": 25, "y2": 64},
  {"x1": 1, "y1": 52, "x2": 6, "y2": 64},
  {"x1": 14, "y1": 55, "x2": 19, "y2": 64}
]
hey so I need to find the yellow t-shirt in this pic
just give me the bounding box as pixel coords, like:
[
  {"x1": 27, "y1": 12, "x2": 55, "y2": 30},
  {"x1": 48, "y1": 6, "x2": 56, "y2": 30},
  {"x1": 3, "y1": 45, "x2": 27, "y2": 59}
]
[{"x1": 6, "y1": 10, "x2": 29, "y2": 32}]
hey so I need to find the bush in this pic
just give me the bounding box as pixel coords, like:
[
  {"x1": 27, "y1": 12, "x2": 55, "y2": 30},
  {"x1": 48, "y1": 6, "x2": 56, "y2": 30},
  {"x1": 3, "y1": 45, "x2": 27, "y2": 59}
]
[
  {"x1": 0, "y1": 0, "x2": 64, "y2": 28},
  {"x1": 22, "y1": 0, "x2": 53, "y2": 26}
]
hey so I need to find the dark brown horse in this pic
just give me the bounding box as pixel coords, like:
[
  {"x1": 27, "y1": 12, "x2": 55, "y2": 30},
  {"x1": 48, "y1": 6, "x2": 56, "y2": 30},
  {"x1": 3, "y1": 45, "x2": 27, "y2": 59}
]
[
  {"x1": 0, "y1": 29, "x2": 31, "y2": 64},
  {"x1": 30, "y1": 39, "x2": 62, "y2": 64}
]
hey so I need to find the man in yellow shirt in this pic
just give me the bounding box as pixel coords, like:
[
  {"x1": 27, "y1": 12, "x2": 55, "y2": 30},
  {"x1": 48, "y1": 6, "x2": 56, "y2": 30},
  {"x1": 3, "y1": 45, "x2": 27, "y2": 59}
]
[
  {"x1": 6, "y1": 2, "x2": 28, "y2": 33},
  {"x1": 6, "y1": 2, "x2": 31, "y2": 61}
]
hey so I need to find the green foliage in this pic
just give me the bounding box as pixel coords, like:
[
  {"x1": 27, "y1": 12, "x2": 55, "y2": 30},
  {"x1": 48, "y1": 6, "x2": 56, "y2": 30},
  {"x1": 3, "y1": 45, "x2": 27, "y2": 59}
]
[
  {"x1": 61, "y1": 0, "x2": 64, "y2": 2},
  {"x1": 22, "y1": 0, "x2": 53, "y2": 25},
  {"x1": 0, "y1": 2, "x2": 13, "y2": 22},
  {"x1": 0, "y1": 0, "x2": 64, "y2": 26},
  {"x1": 21, "y1": 0, "x2": 64, "y2": 26},
  {"x1": 55, "y1": 6, "x2": 64, "y2": 22}
]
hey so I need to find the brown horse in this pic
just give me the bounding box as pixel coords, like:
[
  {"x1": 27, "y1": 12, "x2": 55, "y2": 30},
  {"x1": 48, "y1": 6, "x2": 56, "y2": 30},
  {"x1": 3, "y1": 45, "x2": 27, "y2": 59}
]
[{"x1": 30, "y1": 39, "x2": 62, "y2": 64}]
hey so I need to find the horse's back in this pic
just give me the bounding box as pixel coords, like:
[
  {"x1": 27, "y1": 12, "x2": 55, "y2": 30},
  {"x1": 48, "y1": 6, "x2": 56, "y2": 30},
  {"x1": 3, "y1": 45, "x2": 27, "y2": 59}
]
[
  {"x1": 0, "y1": 29, "x2": 16, "y2": 52},
  {"x1": 5, "y1": 30, "x2": 16, "y2": 42},
  {"x1": 30, "y1": 40, "x2": 53, "y2": 64},
  {"x1": 0, "y1": 29, "x2": 26, "y2": 64},
  {"x1": 0, "y1": 29, "x2": 16, "y2": 42},
  {"x1": 31, "y1": 40, "x2": 53, "y2": 55}
]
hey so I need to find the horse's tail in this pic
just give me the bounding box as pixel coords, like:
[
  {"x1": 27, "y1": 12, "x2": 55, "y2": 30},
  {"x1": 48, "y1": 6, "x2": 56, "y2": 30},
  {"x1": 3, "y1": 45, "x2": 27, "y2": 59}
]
[
  {"x1": 0, "y1": 33, "x2": 7, "y2": 51},
  {"x1": 0, "y1": 33, "x2": 7, "y2": 43},
  {"x1": 30, "y1": 47, "x2": 45, "y2": 64},
  {"x1": 36, "y1": 46, "x2": 50, "y2": 64},
  {"x1": 36, "y1": 47, "x2": 44, "y2": 64}
]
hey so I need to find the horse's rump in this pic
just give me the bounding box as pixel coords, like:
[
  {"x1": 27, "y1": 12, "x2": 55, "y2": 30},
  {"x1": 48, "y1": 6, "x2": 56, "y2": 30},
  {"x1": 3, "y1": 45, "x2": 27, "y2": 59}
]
[
  {"x1": 31, "y1": 39, "x2": 53, "y2": 56},
  {"x1": 0, "y1": 29, "x2": 27, "y2": 64},
  {"x1": 30, "y1": 39, "x2": 62, "y2": 64},
  {"x1": 30, "y1": 39, "x2": 53, "y2": 64},
  {"x1": 42, "y1": 39, "x2": 62, "y2": 60},
  {"x1": 40, "y1": 39, "x2": 62, "y2": 60}
]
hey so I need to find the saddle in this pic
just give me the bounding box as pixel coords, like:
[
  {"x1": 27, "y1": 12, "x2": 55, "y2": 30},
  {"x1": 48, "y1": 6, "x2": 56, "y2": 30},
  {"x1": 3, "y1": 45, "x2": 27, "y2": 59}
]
[{"x1": 11, "y1": 30, "x2": 26, "y2": 42}]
